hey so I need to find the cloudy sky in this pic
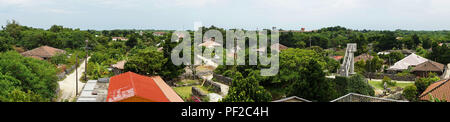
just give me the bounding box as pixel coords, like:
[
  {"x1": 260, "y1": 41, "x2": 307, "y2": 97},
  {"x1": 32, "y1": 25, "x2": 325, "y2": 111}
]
[{"x1": 1, "y1": 0, "x2": 450, "y2": 30}]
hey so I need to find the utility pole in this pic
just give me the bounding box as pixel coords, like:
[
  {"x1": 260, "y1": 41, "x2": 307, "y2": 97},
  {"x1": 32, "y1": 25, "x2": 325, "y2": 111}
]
[
  {"x1": 309, "y1": 36, "x2": 312, "y2": 47},
  {"x1": 368, "y1": 43, "x2": 373, "y2": 81},
  {"x1": 85, "y1": 40, "x2": 88, "y2": 82},
  {"x1": 75, "y1": 54, "x2": 78, "y2": 96}
]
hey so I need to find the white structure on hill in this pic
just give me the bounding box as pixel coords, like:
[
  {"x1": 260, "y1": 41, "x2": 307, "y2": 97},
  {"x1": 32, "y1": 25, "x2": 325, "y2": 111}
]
[{"x1": 339, "y1": 43, "x2": 357, "y2": 77}]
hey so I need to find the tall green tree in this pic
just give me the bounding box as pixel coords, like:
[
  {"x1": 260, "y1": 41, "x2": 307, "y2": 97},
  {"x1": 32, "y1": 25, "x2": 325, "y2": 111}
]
[
  {"x1": 221, "y1": 71, "x2": 272, "y2": 102},
  {"x1": 124, "y1": 47, "x2": 167, "y2": 76}
]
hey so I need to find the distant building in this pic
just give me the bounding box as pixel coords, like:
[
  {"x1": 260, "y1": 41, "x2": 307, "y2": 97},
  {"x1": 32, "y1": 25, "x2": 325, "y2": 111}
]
[
  {"x1": 106, "y1": 72, "x2": 183, "y2": 102},
  {"x1": 111, "y1": 60, "x2": 126, "y2": 75},
  {"x1": 412, "y1": 60, "x2": 445, "y2": 77},
  {"x1": 377, "y1": 51, "x2": 390, "y2": 55},
  {"x1": 388, "y1": 49, "x2": 414, "y2": 56},
  {"x1": 112, "y1": 37, "x2": 128, "y2": 41},
  {"x1": 153, "y1": 32, "x2": 166, "y2": 36},
  {"x1": 198, "y1": 38, "x2": 221, "y2": 48},
  {"x1": 419, "y1": 79, "x2": 450, "y2": 102},
  {"x1": 331, "y1": 93, "x2": 407, "y2": 102},
  {"x1": 273, "y1": 96, "x2": 311, "y2": 102},
  {"x1": 255, "y1": 43, "x2": 289, "y2": 52},
  {"x1": 21, "y1": 45, "x2": 66, "y2": 60},
  {"x1": 354, "y1": 53, "x2": 373, "y2": 62},
  {"x1": 333, "y1": 56, "x2": 344, "y2": 61}
]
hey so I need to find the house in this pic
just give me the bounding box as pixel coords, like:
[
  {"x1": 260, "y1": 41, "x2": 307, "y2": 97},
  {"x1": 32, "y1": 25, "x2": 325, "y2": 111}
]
[
  {"x1": 111, "y1": 60, "x2": 126, "y2": 75},
  {"x1": 330, "y1": 93, "x2": 407, "y2": 102},
  {"x1": 198, "y1": 37, "x2": 221, "y2": 48},
  {"x1": 419, "y1": 79, "x2": 450, "y2": 102},
  {"x1": 377, "y1": 51, "x2": 390, "y2": 55},
  {"x1": 106, "y1": 72, "x2": 183, "y2": 102},
  {"x1": 21, "y1": 45, "x2": 66, "y2": 60},
  {"x1": 153, "y1": 32, "x2": 166, "y2": 36},
  {"x1": 255, "y1": 43, "x2": 288, "y2": 52},
  {"x1": 332, "y1": 56, "x2": 344, "y2": 61},
  {"x1": 412, "y1": 60, "x2": 445, "y2": 77},
  {"x1": 272, "y1": 96, "x2": 311, "y2": 102},
  {"x1": 112, "y1": 37, "x2": 128, "y2": 41},
  {"x1": 387, "y1": 53, "x2": 428, "y2": 73},
  {"x1": 354, "y1": 53, "x2": 373, "y2": 62},
  {"x1": 388, "y1": 49, "x2": 414, "y2": 56}
]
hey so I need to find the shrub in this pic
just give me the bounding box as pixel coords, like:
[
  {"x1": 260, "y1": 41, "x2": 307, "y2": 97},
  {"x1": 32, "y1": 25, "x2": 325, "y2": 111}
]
[
  {"x1": 415, "y1": 76, "x2": 440, "y2": 94},
  {"x1": 402, "y1": 85, "x2": 418, "y2": 101},
  {"x1": 382, "y1": 76, "x2": 396, "y2": 87},
  {"x1": 346, "y1": 74, "x2": 375, "y2": 96},
  {"x1": 50, "y1": 53, "x2": 68, "y2": 65}
]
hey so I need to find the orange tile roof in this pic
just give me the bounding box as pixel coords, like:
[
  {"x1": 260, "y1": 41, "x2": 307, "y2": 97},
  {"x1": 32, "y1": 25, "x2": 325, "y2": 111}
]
[
  {"x1": 107, "y1": 72, "x2": 183, "y2": 102},
  {"x1": 419, "y1": 79, "x2": 450, "y2": 101},
  {"x1": 333, "y1": 56, "x2": 344, "y2": 61},
  {"x1": 354, "y1": 53, "x2": 373, "y2": 62},
  {"x1": 21, "y1": 45, "x2": 65, "y2": 58}
]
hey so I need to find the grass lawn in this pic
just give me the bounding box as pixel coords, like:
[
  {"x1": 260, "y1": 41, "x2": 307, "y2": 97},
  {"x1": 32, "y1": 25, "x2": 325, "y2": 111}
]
[
  {"x1": 175, "y1": 79, "x2": 200, "y2": 86},
  {"x1": 172, "y1": 85, "x2": 212, "y2": 101},
  {"x1": 368, "y1": 80, "x2": 414, "y2": 90}
]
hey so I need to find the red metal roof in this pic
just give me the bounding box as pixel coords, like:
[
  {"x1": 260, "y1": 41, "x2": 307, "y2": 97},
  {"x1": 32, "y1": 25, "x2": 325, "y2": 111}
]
[{"x1": 107, "y1": 72, "x2": 183, "y2": 102}]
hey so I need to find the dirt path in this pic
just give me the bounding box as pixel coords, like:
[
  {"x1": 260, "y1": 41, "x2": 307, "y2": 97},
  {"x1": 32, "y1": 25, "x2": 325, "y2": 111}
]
[
  {"x1": 370, "y1": 79, "x2": 415, "y2": 83},
  {"x1": 57, "y1": 57, "x2": 90, "y2": 102}
]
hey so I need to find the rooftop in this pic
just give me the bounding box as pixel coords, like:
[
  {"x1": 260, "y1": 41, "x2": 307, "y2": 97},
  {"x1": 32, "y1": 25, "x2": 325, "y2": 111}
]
[
  {"x1": 106, "y1": 72, "x2": 183, "y2": 102},
  {"x1": 419, "y1": 79, "x2": 450, "y2": 101},
  {"x1": 412, "y1": 60, "x2": 445, "y2": 72},
  {"x1": 21, "y1": 45, "x2": 66, "y2": 59}
]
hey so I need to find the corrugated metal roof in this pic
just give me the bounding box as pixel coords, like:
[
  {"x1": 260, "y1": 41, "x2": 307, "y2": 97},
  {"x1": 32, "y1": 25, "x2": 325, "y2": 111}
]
[{"x1": 77, "y1": 80, "x2": 98, "y2": 102}]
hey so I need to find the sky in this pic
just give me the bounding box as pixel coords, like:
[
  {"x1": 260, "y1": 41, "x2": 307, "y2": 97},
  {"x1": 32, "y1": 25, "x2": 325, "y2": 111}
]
[{"x1": 1, "y1": 0, "x2": 450, "y2": 31}]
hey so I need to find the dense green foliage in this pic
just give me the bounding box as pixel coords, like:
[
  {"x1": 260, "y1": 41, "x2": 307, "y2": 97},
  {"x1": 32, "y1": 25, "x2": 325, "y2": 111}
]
[
  {"x1": 415, "y1": 74, "x2": 440, "y2": 95},
  {"x1": 124, "y1": 47, "x2": 167, "y2": 76},
  {"x1": 382, "y1": 76, "x2": 397, "y2": 87},
  {"x1": 403, "y1": 85, "x2": 418, "y2": 101},
  {"x1": 221, "y1": 72, "x2": 272, "y2": 102},
  {"x1": 0, "y1": 51, "x2": 57, "y2": 101},
  {"x1": 345, "y1": 74, "x2": 375, "y2": 96},
  {"x1": 334, "y1": 75, "x2": 374, "y2": 96}
]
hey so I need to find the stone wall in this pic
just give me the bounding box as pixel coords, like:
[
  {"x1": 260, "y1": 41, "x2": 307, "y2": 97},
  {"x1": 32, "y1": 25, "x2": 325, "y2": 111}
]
[
  {"x1": 56, "y1": 59, "x2": 84, "y2": 80},
  {"x1": 364, "y1": 73, "x2": 416, "y2": 81},
  {"x1": 191, "y1": 86, "x2": 207, "y2": 97},
  {"x1": 213, "y1": 73, "x2": 232, "y2": 85},
  {"x1": 203, "y1": 80, "x2": 222, "y2": 93}
]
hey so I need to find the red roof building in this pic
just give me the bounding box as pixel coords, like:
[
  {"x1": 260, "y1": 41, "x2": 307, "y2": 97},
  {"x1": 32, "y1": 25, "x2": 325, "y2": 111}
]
[
  {"x1": 419, "y1": 79, "x2": 450, "y2": 101},
  {"x1": 333, "y1": 56, "x2": 344, "y2": 61},
  {"x1": 106, "y1": 72, "x2": 183, "y2": 102}
]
